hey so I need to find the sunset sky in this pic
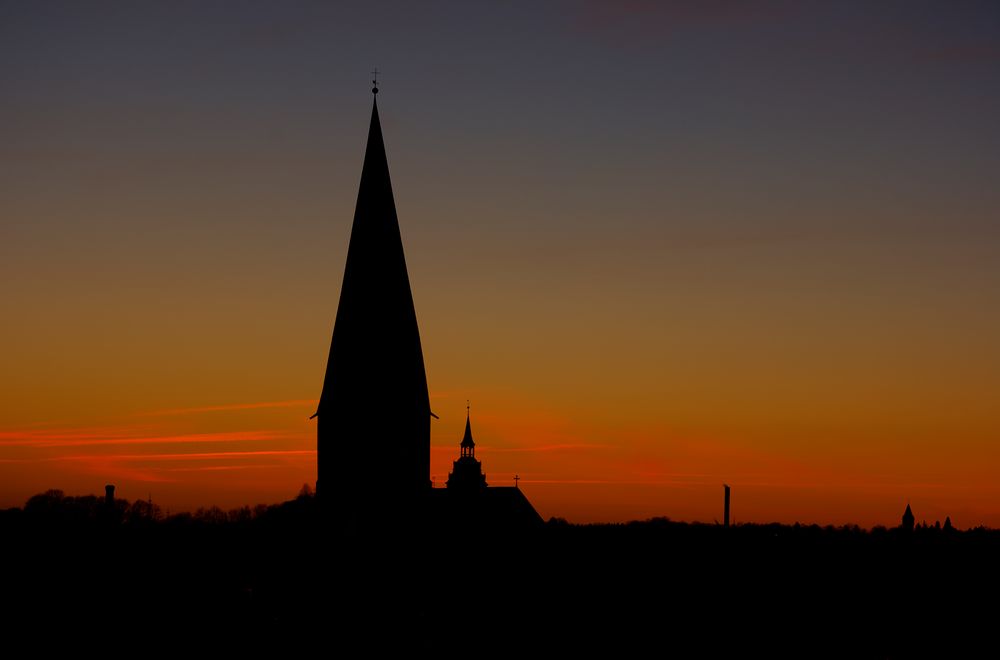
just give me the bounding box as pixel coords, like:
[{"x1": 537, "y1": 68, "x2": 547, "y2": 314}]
[{"x1": 3, "y1": 1, "x2": 999, "y2": 527}]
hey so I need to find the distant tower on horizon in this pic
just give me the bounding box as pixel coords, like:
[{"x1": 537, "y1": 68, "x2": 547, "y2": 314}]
[
  {"x1": 723, "y1": 484, "x2": 730, "y2": 528},
  {"x1": 314, "y1": 81, "x2": 432, "y2": 520},
  {"x1": 901, "y1": 503, "x2": 915, "y2": 531},
  {"x1": 446, "y1": 404, "x2": 487, "y2": 492},
  {"x1": 435, "y1": 402, "x2": 544, "y2": 530}
]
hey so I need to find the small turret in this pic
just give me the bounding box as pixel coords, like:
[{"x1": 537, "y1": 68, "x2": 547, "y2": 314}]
[
  {"x1": 447, "y1": 402, "x2": 487, "y2": 491},
  {"x1": 901, "y1": 503, "x2": 915, "y2": 532}
]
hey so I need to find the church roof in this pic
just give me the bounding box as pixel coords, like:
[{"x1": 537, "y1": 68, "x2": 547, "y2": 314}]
[
  {"x1": 317, "y1": 94, "x2": 431, "y2": 420},
  {"x1": 426, "y1": 486, "x2": 544, "y2": 531}
]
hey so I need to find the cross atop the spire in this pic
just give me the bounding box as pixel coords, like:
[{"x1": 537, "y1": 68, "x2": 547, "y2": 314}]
[{"x1": 371, "y1": 67, "x2": 380, "y2": 95}]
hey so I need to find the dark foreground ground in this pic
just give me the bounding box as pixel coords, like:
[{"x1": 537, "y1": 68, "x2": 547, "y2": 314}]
[{"x1": 2, "y1": 490, "x2": 997, "y2": 656}]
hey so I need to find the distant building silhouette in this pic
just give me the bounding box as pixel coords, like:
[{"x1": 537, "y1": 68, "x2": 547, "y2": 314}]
[
  {"x1": 723, "y1": 484, "x2": 731, "y2": 528},
  {"x1": 315, "y1": 83, "x2": 539, "y2": 531},
  {"x1": 446, "y1": 407, "x2": 487, "y2": 492},
  {"x1": 432, "y1": 403, "x2": 542, "y2": 530},
  {"x1": 105, "y1": 484, "x2": 115, "y2": 507},
  {"x1": 901, "y1": 503, "x2": 915, "y2": 531}
]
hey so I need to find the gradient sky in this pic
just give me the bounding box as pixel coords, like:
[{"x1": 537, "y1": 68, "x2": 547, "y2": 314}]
[{"x1": 3, "y1": 1, "x2": 999, "y2": 527}]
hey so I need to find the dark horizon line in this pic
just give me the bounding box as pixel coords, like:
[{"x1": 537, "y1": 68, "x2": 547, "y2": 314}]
[{"x1": 4, "y1": 485, "x2": 974, "y2": 533}]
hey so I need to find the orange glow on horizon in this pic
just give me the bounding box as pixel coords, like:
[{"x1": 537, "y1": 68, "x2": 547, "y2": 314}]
[
  {"x1": 4, "y1": 388, "x2": 1000, "y2": 530},
  {"x1": 4, "y1": 0, "x2": 1000, "y2": 534}
]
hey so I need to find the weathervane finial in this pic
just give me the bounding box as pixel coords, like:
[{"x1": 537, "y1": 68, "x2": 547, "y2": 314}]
[{"x1": 371, "y1": 67, "x2": 379, "y2": 95}]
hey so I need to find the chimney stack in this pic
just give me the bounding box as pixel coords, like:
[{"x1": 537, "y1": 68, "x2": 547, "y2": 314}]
[{"x1": 724, "y1": 484, "x2": 731, "y2": 528}]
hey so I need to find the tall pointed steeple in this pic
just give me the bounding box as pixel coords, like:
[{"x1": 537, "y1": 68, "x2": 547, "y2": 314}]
[{"x1": 316, "y1": 85, "x2": 431, "y2": 514}]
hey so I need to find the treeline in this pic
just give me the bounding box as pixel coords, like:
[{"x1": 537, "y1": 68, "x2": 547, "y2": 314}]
[
  {"x1": 0, "y1": 484, "x2": 318, "y2": 528},
  {"x1": 1, "y1": 486, "x2": 983, "y2": 537},
  {"x1": 1, "y1": 487, "x2": 998, "y2": 655}
]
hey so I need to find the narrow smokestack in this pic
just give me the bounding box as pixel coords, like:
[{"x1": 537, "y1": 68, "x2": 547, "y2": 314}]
[
  {"x1": 724, "y1": 484, "x2": 731, "y2": 528},
  {"x1": 105, "y1": 484, "x2": 115, "y2": 507}
]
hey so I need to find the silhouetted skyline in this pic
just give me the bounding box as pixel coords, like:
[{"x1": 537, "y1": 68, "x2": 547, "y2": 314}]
[
  {"x1": 3, "y1": 2, "x2": 1000, "y2": 527},
  {"x1": 4, "y1": 486, "x2": 989, "y2": 654}
]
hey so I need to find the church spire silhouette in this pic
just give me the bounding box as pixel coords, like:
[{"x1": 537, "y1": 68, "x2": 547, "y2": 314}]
[
  {"x1": 448, "y1": 402, "x2": 486, "y2": 491},
  {"x1": 461, "y1": 401, "x2": 475, "y2": 458},
  {"x1": 316, "y1": 83, "x2": 431, "y2": 516},
  {"x1": 901, "y1": 502, "x2": 915, "y2": 531}
]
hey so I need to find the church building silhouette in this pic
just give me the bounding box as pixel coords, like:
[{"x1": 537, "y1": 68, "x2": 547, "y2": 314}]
[{"x1": 314, "y1": 79, "x2": 541, "y2": 532}]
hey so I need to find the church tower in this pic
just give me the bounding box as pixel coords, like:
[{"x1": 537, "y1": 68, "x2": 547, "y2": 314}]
[
  {"x1": 316, "y1": 80, "x2": 432, "y2": 522},
  {"x1": 901, "y1": 503, "x2": 915, "y2": 532},
  {"x1": 446, "y1": 405, "x2": 487, "y2": 492}
]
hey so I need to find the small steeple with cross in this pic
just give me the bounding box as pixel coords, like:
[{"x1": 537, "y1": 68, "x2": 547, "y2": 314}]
[
  {"x1": 461, "y1": 400, "x2": 475, "y2": 458},
  {"x1": 447, "y1": 399, "x2": 487, "y2": 491}
]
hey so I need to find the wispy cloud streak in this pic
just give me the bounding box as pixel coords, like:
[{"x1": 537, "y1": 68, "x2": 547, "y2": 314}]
[
  {"x1": 55, "y1": 449, "x2": 314, "y2": 462},
  {"x1": 0, "y1": 430, "x2": 293, "y2": 448},
  {"x1": 139, "y1": 399, "x2": 318, "y2": 417}
]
